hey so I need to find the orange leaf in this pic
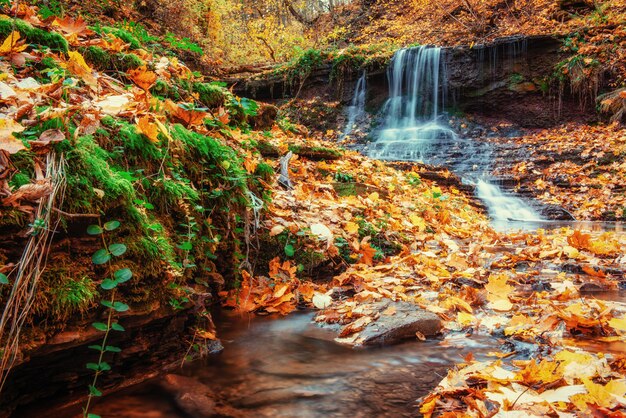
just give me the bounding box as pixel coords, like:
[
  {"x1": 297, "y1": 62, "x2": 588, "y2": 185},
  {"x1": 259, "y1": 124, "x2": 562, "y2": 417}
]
[
  {"x1": 165, "y1": 100, "x2": 207, "y2": 127},
  {"x1": 127, "y1": 66, "x2": 157, "y2": 91},
  {"x1": 358, "y1": 241, "x2": 377, "y2": 266}
]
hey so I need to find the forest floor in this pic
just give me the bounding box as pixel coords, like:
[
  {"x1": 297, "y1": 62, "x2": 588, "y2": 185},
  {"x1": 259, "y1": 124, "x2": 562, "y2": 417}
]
[{"x1": 0, "y1": 2, "x2": 625, "y2": 418}]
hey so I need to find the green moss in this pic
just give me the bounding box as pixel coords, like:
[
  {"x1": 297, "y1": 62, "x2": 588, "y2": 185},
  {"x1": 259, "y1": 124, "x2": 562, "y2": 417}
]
[
  {"x1": 9, "y1": 172, "x2": 30, "y2": 189},
  {"x1": 150, "y1": 79, "x2": 181, "y2": 100},
  {"x1": 102, "y1": 117, "x2": 162, "y2": 163},
  {"x1": 149, "y1": 175, "x2": 199, "y2": 208},
  {"x1": 193, "y1": 82, "x2": 227, "y2": 108},
  {"x1": 64, "y1": 135, "x2": 135, "y2": 212},
  {"x1": 254, "y1": 162, "x2": 275, "y2": 182},
  {"x1": 0, "y1": 17, "x2": 68, "y2": 52},
  {"x1": 288, "y1": 144, "x2": 343, "y2": 160},
  {"x1": 48, "y1": 275, "x2": 97, "y2": 319},
  {"x1": 81, "y1": 46, "x2": 144, "y2": 72}
]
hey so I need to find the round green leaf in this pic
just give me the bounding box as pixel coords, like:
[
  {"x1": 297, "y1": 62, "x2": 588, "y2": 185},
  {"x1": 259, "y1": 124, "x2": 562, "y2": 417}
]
[
  {"x1": 111, "y1": 322, "x2": 125, "y2": 332},
  {"x1": 114, "y1": 268, "x2": 132, "y2": 283},
  {"x1": 92, "y1": 249, "x2": 111, "y2": 265},
  {"x1": 112, "y1": 302, "x2": 129, "y2": 312},
  {"x1": 101, "y1": 300, "x2": 114, "y2": 309},
  {"x1": 0, "y1": 273, "x2": 8, "y2": 285},
  {"x1": 104, "y1": 220, "x2": 121, "y2": 231},
  {"x1": 109, "y1": 243, "x2": 127, "y2": 257},
  {"x1": 88, "y1": 385, "x2": 102, "y2": 397},
  {"x1": 100, "y1": 279, "x2": 117, "y2": 290},
  {"x1": 284, "y1": 244, "x2": 295, "y2": 257},
  {"x1": 92, "y1": 322, "x2": 108, "y2": 331},
  {"x1": 87, "y1": 225, "x2": 103, "y2": 235}
]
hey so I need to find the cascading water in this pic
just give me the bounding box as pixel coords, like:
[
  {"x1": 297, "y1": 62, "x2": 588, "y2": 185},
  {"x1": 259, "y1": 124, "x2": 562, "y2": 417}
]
[
  {"x1": 370, "y1": 45, "x2": 543, "y2": 228},
  {"x1": 340, "y1": 72, "x2": 367, "y2": 140},
  {"x1": 369, "y1": 46, "x2": 456, "y2": 161}
]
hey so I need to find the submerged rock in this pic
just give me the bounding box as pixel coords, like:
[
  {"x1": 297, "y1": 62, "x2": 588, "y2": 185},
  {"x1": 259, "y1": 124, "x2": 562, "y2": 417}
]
[
  {"x1": 334, "y1": 301, "x2": 442, "y2": 347},
  {"x1": 161, "y1": 374, "x2": 217, "y2": 418}
]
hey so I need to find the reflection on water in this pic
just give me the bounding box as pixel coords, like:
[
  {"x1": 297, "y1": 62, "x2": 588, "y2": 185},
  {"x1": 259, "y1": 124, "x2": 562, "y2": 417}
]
[{"x1": 83, "y1": 312, "x2": 495, "y2": 418}]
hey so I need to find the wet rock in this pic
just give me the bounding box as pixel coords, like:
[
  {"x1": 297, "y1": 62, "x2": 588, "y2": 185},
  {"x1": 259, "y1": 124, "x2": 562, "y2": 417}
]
[
  {"x1": 338, "y1": 301, "x2": 442, "y2": 347},
  {"x1": 541, "y1": 205, "x2": 576, "y2": 220},
  {"x1": 234, "y1": 387, "x2": 327, "y2": 408},
  {"x1": 160, "y1": 374, "x2": 217, "y2": 418}
]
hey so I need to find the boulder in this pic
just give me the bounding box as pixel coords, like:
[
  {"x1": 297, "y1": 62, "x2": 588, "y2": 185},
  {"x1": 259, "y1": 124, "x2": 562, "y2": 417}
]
[
  {"x1": 161, "y1": 374, "x2": 217, "y2": 418},
  {"x1": 334, "y1": 301, "x2": 442, "y2": 347}
]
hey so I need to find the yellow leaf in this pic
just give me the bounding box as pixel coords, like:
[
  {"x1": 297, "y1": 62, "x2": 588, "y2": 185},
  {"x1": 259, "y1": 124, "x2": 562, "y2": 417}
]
[
  {"x1": 571, "y1": 378, "x2": 626, "y2": 412},
  {"x1": 0, "y1": 118, "x2": 25, "y2": 154},
  {"x1": 610, "y1": 314, "x2": 626, "y2": 334},
  {"x1": 409, "y1": 214, "x2": 426, "y2": 231},
  {"x1": 345, "y1": 221, "x2": 359, "y2": 234},
  {"x1": 136, "y1": 116, "x2": 159, "y2": 143},
  {"x1": 457, "y1": 311, "x2": 476, "y2": 327},
  {"x1": 67, "y1": 50, "x2": 92, "y2": 76},
  {"x1": 0, "y1": 31, "x2": 27, "y2": 55},
  {"x1": 485, "y1": 274, "x2": 513, "y2": 312}
]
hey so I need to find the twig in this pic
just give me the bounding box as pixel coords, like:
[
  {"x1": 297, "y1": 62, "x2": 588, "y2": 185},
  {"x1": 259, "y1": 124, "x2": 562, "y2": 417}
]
[{"x1": 53, "y1": 208, "x2": 100, "y2": 218}]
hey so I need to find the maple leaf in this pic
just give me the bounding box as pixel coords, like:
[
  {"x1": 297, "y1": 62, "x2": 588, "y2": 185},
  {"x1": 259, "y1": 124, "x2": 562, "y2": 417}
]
[
  {"x1": 568, "y1": 230, "x2": 592, "y2": 250},
  {"x1": 484, "y1": 274, "x2": 513, "y2": 311},
  {"x1": 127, "y1": 66, "x2": 157, "y2": 91},
  {"x1": 52, "y1": 15, "x2": 94, "y2": 37},
  {"x1": 165, "y1": 100, "x2": 208, "y2": 127},
  {"x1": 136, "y1": 116, "x2": 160, "y2": 143},
  {"x1": 571, "y1": 378, "x2": 626, "y2": 412},
  {"x1": 358, "y1": 240, "x2": 377, "y2": 266}
]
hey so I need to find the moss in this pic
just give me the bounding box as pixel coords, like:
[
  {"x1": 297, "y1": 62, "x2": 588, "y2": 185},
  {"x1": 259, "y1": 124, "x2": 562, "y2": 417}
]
[
  {"x1": 149, "y1": 175, "x2": 199, "y2": 209},
  {"x1": 81, "y1": 46, "x2": 144, "y2": 72},
  {"x1": 254, "y1": 162, "x2": 275, "y2": 182},
  {"x1": 0, "y1": 17, "x2": 68, "y2": 52},
  {"x1": 64, "y1": 135, "x2": 135, "y2": 212},
  {"x1": 47, "y1": 275, "x2": 97, "y2": 320},
  {"x1": 116, "y1": 53, "x2": 144, "y2": 71},
  {"x1": 193, "y1": 82, "x2": 227, "y2": 108},
  {"x1": 9, "y1": 172, "x2": 30, "y2": 189},
  {"x1": 102, "y1": 117, "x2": 162, "y2": 164},
  {"x1": 288, "y1": 144, "x2": 343, "y2": 160}
]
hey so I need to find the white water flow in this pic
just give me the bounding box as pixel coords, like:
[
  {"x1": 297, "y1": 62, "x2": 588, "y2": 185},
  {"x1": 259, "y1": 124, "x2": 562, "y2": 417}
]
[
  {"x1": 370, "y1": 46, "x2": 543, "y2": 227},
  {"x1": 340, "y1": 72, "x2": 367, "y2": 140}
]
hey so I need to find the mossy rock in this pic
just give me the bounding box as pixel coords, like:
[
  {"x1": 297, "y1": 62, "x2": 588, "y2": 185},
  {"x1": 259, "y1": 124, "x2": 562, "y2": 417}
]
[
  {"x1": 193, "y1": 82, "x2": 227, "y2": 108},
  {"x1": 256, "y1": 140, "x2": 281, "y2": 157},
  {"x1": 288, "y1": 145, "x2": 343, "y2": 161},
  {"x1": 81, "y1": 46, "x2": 144, "y2": 72},
  {"x1": 0, "y1": 17, "x2": 68, "y2": 52}
]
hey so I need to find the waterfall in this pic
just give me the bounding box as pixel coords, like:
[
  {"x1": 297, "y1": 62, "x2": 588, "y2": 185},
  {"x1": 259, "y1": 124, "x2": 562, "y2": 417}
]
[
  {"x1": 369, "y1": 45, "x2": 544, "y2": 228},
  {"x1": 340, "y1": 72, "x2": 367, "y2": 140},
  {"x1": 370, "y1": 46, "x2": 456, "y2": 161}
]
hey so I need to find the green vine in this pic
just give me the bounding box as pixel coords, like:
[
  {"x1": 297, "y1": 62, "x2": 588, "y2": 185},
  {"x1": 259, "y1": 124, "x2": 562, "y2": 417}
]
[{"x1": 83, "y1": 220, "x2": 131, "y2": 418}]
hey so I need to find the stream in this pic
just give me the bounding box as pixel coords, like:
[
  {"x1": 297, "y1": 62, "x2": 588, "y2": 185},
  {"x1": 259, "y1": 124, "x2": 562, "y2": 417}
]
[{"x1": 64, "y1": 312, "x2": 497, "y2": 418}]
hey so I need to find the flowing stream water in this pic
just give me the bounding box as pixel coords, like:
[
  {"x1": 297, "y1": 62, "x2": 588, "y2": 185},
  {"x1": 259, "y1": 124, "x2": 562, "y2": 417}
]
[{"x1": 369, "y1": 46, "x2": 543, "y2": 229}]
